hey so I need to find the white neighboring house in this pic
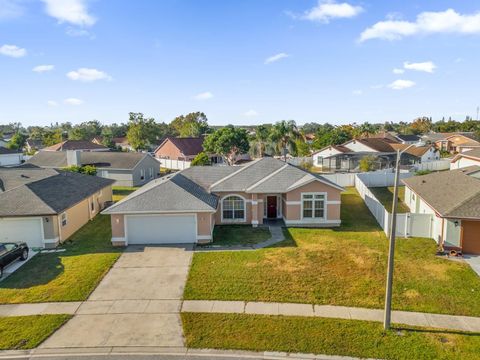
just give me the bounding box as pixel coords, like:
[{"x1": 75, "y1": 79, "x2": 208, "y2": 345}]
[
  {"x1": 450, "y1": 149, "x2": 480, "y2": 170},
  {"x1": 0, "y1": 147, "x2": 22, "y2": 167},
  {"x1": 0, "y1": 138, "x2": 8, "y2": 148}
]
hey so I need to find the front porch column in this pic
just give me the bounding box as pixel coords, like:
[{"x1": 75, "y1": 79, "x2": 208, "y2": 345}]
[{"x1": 251, "y1": 194, "x2": 259, "y2": 227}]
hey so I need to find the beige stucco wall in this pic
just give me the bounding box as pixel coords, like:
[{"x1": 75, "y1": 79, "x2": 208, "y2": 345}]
[
  {"x1": 111, "y1": 214, "x2": 125, "y2": 238},
  {"x1": 42, "y1": 215, "x2": 58, "y2": 240},
  {"x1": 284, "y1": 180, "x2": 342, "y2": 223},
  {"x1": 214, "y1": 191, "x2": 253, "y2": 224},
  {"x1": 58, "y1": 185, "x2": 113, "y2": 242}
]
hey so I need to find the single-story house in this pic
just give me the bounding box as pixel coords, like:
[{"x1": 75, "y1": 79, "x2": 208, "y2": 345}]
[
  {"x1": 403, "y1": 167, "x2": 480, "y2": 255},
  {"x1": 103, "y1": 157, "x2": 344, "y2": 246},
  {"x1": 112, "y1": 137, "x2": 133, "y2": 151},
  {"x1": 42, "y1": 140, "x2": 109, "y2": 152},
  {"x1": 155, "y1": 137, "x2": 221, "y2": 162},
  {"x1": 0, "y1": 147, "x2": 22, "y2": 166},
  {"x1": 450, "y1": 149, "x2": 480, "y2": 170},
  {"x1": 394, "y1": 134, "x2": 421, "y2": 144},
  {"x1": 0, "y1": 166, "x2": 114, "y2": 248},
  {"x1": 27, "y1": 150, "x2": 160, "y2": 187},
  {"x1": 312, "y1": 137, "x2": 434, "y2": 172}
]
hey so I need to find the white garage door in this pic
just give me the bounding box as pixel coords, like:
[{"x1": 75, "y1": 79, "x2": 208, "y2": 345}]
[
  {"x1": 0, "y1": 218, "x2": 43, "y2": 248},
  {"x1": 126, "y1": 214, "x2": 197, "y2": 244}
]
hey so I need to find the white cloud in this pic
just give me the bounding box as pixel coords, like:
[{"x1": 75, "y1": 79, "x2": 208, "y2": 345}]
[
  {"x1": 33, "y1": 64, "x2": 55, "y2": 73},
  {"x1": 244, "y1": 110, "x2": 258, "y2": 117},
  {"x1": 66, "y1": 26, "x2": 93, "y2": 37},
  {"x1": 352, "y1": 90, "x2": 362, "y2": 95},
  {"x1": 0, "y1": 0, "x2": 24, "y2": 20},
  {"x1": 193, "y1": 91, "x2": 214, "y2": 100},
  {"x1": 47, "y1": 100, "x2": 58, "y2": 107},
  {"x1": 67, "y1": 68, "x2": 111, "y2": 82},
  {"x1": 360, "y1": 9, "x2": 480, "y2": 42},
  {"x1": 64, "y1": 97, "x2": 84, "y2": 105},
  {"x1": 41, "y1": 0, "x2": 96, "y2": 27},
  {"x1": 302, "y1": 0, "x2": 363, "y2": 23},
  {"x1": 264, "y1": 53, "x2": 289, "y2": 64},
  {"x1": 0, "y1": 44, "x2": 26, "y2": 57},
  {"x1": 403, "y1": 61, "x2": 436, "y2": 73},
  {"x1": 393, "y1": 68, "x2": 405, "y2": 74},
  {"x1": 388, "y1": 79, "x2": 416, "y2": 90}
]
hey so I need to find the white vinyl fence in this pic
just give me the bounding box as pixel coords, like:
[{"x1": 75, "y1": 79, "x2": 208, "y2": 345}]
[
  {"x1": 414, "y1": 159, "x2": 450, "y2": 171},
  {"x1": 354, "y1": 172, "x2": 434, "y2": 238},
  {"x1": 156, "y1": 158, "x2": 191, "y2": 170},
  {"x1": 322, "y1": 173, "x2": 357, "y2": 187}
]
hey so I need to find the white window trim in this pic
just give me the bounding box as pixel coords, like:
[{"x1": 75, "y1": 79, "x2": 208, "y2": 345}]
[
  {"x1": 221, "y1": 194, "x2": 247, "y2": 223},
  {"x1": 61, "y1": 212, "x2": 68, "y2": 227},
  {"x1": 301, "y1": 192, "x2": 327, "y2": 221}
]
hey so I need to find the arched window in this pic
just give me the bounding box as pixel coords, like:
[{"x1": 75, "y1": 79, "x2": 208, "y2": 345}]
[{"x1": 222, "y1": 195, "x2": 245, "y2": 221}]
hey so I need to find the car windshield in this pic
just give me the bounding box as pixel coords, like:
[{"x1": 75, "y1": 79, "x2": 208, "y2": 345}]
[
  {"x1": 4, "y1": 244, "x2": 17, "y2": 252},
  {"x1": 0, "y1": 245, "x2": 7, "y2": 255}
]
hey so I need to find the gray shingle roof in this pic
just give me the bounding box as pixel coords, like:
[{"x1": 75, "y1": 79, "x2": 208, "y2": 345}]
[
  {"x1": 27, "y1": 151, "x2": 151, "y2": 170},
  {"x1": 103, "y1": 157, "x2": 343, "y2": 215},
  {"x1": 0, "y1": 166, "x2": 58, "y2": 192},
  {"x1": 402, "y1": 166, "x2": 480, "y2": 218},
  {"x1": 0, "y1": 168, "x2": 114, "y2": 216}
]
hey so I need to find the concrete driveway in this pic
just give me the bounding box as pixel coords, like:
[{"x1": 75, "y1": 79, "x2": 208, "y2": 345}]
[{"x1": 41, "y1": 245, "x2": 193, "y2": 348}]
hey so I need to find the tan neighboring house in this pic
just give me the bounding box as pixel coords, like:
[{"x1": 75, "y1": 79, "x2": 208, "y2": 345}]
[
  {"x1": 403, "y1": 167, "x2": 480, "y2": 255},
  {"x1": 42, "y1": 140, "x2": 109, "y2": 152},
  {"x1": 0, "y1": 147, "x2": 22, "y2": 167},
  {"x1": 103, "y1": 157, "x2": 344, "y2": 246},
  {"x1": 450, "y1": 149, "x2": 480, "y2": 170},
  {"x1": 0, "y1": 166, "x2": 114, "y2": 248},
  {"x1": 426, "y1": 132, "x2": 480, "y2": 154}
]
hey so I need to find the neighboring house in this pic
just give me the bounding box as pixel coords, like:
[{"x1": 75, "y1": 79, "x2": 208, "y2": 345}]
[
  {"x1": 403, "y1": 167, "x2": 480, "y2": 255},
  {"x1": 27, "y1": 151, "x2": 160, "y2": 187},
  {"x1": 41, "y1": 140, "x2": 109, "y2": 152},
  {"x1": 112, "y1": 137, "x2": 133, "y2": 151},
  {"x1": 390, "y1": 143, "x2": 440, "y2": 163},
  {"x1": 394, "y1": 134, "x2": 421, "y2": 144},
  {"x1": 25, "y1": 139, "x2": 44, "y2": 153},
  {"x1": 103, "y1": 157, "x2": 344, "y2": 246},
  {"x1": 154, "y1": 137, "x2": 224, "y2": 168},
  {"x1": 422, "y1": 132, "x2": 480, "y2": 154},
  {"x1": 312, "y1": 137, "x2": 434, "y2": 172},
  {"x1": 450, "y1": 149, "x2": 480, "y2": 170},
  {"x1": 0, "y1": 138, "x2": 8, "y2": 147},
  {"x1": 0, "y1": 166, "x2": 114, "y2": 248},
  {"x1": 0, "y1": 147, "x2": 22, "y2": 166},
  {"x1": 304, "y1": 133, "x2": 315, "y2": 144}
]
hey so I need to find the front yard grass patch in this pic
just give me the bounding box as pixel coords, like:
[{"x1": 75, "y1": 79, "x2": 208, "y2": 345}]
[
  {"x1": 0, "y1": 215, "x2": 121, "y2": 304},
  {"x1": 370, "y1": 186, "x2": 409, "y2": 213},
  {"x1": 112, "y1": 186, "x2": 139, "y2": 202},
  {"x1": 0, "y1": 315, "x2": 71, "y2": 349},
  {"x1": 210, "y1": 225, "x2": 271, "y2": 246},
  {"x1": 184, "y1": 188, "x2": 480, "y2": 316},
  {"x1": 182, "y1": 313, "x2": 480, "y2": 360}
]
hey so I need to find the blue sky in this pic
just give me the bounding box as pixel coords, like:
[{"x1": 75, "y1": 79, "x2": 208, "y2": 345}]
[{"x1": 1, "y1": 0, "x2": 480, "y2": 127}]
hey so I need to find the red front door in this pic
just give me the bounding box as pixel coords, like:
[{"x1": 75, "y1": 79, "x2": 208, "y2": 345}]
[{"x1": 267, "y1": 196, "x2": 277, "y2": 218}]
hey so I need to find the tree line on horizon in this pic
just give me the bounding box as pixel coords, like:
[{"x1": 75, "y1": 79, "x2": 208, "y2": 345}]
[{"x1": 2, "y1": 114, "x2": 480, "y2": 164}]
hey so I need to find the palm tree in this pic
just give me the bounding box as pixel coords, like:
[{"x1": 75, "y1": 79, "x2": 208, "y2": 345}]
[
  {"x1": 270, "y1": 120, "x2": 302, "y2": 161},
  {"x1": 250, "y1": 125, "x2": 271, "y2": 158}
]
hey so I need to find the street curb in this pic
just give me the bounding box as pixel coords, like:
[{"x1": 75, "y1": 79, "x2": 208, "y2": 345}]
[{"x1": 0, "y1": 347, "x2": 371, "y2": 360}]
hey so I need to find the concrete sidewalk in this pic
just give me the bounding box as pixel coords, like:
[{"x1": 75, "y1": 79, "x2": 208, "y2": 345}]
[{"x1": 181, "y1": 300, "x2": 480, "y2": 333}]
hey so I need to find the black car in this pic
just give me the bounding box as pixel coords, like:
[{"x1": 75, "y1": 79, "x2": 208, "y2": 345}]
[{"x1": 0, "y1": 242, "x2": 29, "y2": 278}]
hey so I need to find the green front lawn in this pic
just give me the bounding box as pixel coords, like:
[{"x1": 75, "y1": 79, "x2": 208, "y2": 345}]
[
  {"x1": 112, "y1": 186, "x2": 139, "y2": 202},
  {"x1": 210, "y1": 225, "x2": 271, "y2": 246},
  {"x1": 0, "y1": 215, "x2": 121, "y2": 304},
  {"x1": 370, "y1": 186, "x2": 410, "y2": 213},
  {"x1": 0, "y1": 315, "x2": 71, "y2": 349},
  {"x1": 182, "y1": 313, "x2": 480, "y2": 360},
  {"x1": 184, "y1": 188, "x2": 480, "y2": 316}
]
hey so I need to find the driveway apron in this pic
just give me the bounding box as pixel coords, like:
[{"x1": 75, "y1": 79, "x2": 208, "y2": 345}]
[{"x1": 41, "y1": 245, "x2": 193, "y2": 348}]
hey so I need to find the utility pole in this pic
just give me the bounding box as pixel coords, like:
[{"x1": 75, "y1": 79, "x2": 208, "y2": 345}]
[{"x1": 383, "y1": 144, "x2": 414, "y2": 330}]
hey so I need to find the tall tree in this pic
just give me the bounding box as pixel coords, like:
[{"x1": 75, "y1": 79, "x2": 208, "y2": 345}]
[
  {"x1": 249, "y1": 124, "x2": 271, "y2": 158},
  {"x1": 126, "y1": 112, "x2": 159, "y2": 151},
  {"x1": 269, "y1": 120, "x2": 301, "y2": 161},
  {"x1": 68, "y1": 120, "x2": 103, "y2": 140},
  {"x1": 42, "y1": 129, "x2": 63, "y2": 146},
  {"x1": 170, "y1": 112, "x2": 209, "y2": 137},
  {"x1": 203, "y1": 125, "x2": 249, "y2": 165},
  {"x1": 7, "y1": 133, "x2": 27, "y2": 150}
]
